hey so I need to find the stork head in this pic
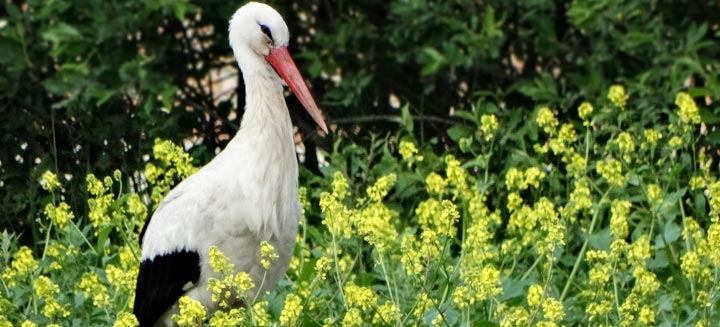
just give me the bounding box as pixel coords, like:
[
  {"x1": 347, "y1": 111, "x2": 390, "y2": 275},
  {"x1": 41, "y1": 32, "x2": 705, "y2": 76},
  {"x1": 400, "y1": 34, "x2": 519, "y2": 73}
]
[{"x1": 229, "y1": 2, "x2": 328, "y2": 133}]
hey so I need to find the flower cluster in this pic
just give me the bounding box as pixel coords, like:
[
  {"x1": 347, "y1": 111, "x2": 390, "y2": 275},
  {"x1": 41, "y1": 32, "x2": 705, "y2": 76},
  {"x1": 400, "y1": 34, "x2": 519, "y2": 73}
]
[
  {"x1": 608, "y1": 84, "x2": 629, "y2": 108},
  {"x1": 145, "y1": 138, "x2": 198, "y2": 206},
  {"x1": 480, "y1": 113, "x2": 499, "y2": 141},
  {"x1": 173, "y1": 296, "x2": 206, "y2": 327},
  {"x1": 207, "y1": 246, "x2": 255, "y2": 309}
]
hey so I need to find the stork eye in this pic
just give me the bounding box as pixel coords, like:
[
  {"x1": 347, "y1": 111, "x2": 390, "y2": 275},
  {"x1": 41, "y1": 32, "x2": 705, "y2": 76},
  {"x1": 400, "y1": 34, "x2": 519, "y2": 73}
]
[{"x1": 259, "y1": 24, "x2": 273, "y2": 42}]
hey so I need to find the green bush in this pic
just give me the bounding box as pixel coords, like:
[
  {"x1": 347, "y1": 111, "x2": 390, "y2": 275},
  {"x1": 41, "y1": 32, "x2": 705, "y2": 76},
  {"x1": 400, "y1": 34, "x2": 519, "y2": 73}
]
[
  {"x1": 3, "y1": 0, "x2": 720, "y2": 240},
  {"x1": 2, "y1": 87, "x2": 719, "y2": 326},
  {"x1": 2, "y1": 0, "x2": 720, "y2": 326}
]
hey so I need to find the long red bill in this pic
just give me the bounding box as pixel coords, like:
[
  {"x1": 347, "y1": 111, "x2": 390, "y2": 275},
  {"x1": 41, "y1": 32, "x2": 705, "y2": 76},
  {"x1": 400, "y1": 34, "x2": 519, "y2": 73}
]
[{"x1": 264, "y1": 47, "x2": 328, "y2": 134}]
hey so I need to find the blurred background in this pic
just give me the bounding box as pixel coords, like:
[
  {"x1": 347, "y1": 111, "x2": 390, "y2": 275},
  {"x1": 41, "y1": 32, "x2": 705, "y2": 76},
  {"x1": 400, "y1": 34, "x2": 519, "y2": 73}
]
[{"x1": 1, "y1": 0, "x2": 719, "y2": 242}]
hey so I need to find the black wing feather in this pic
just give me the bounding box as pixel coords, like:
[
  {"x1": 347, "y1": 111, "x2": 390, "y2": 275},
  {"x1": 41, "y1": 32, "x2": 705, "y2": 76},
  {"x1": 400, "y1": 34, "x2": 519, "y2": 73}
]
[{"x1": 133, "y1": 250, "x2": 201, "y2": 327}]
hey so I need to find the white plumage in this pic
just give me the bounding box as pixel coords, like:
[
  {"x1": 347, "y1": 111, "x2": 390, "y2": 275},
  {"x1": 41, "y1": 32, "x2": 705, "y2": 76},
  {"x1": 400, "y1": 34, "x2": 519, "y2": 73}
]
[{"x1": 133, "y1": 3, "x2": 327, "y2": 326}]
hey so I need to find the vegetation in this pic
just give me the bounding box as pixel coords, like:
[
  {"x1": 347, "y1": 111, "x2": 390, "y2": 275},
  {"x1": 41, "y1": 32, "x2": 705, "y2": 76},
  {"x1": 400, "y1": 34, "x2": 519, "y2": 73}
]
[{"x1": 1, "y1": 0, "x2": 720, "y2": 326}]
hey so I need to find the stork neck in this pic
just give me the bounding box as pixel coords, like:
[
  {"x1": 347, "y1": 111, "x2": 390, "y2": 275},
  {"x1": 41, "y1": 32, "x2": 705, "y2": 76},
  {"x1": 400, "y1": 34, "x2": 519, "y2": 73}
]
[{"x1": 230, "y1": 55, "x2": 294, "y2": 148}]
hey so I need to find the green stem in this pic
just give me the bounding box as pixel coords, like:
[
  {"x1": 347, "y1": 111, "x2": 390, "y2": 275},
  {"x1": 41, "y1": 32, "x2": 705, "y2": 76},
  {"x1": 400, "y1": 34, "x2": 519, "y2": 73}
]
[
  {"x1": 330, "y1": 231, "x2": 348, "y2": 311},
  {"x1": 69, "y1": 220, "x2": 98, "y2": 255},
  {"x1": 377, "y1": 252, "x2": 402, "y2": 325},
  {"x1": 560, "y1": 192, "x2": 609, "y2": 301}
]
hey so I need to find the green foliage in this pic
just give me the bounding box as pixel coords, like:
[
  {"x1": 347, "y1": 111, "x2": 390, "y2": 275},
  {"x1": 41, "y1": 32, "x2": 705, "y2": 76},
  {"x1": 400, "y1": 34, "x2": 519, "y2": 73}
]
[
  {"x1": 2, "y1": 0, "x2": 720, "y2": 326},
  {"x1": 3, "y1": 0, "x2": 720, "y2": 239},
  {"x1": 2, "y1": 87, "x2": 720, "y2": 325}
]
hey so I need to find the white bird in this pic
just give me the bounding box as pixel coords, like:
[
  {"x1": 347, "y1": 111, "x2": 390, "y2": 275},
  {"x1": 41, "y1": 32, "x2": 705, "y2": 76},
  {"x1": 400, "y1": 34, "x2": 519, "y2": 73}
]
[{"x1": 133, "y1": 3, "x2": 328, "y2": 326}]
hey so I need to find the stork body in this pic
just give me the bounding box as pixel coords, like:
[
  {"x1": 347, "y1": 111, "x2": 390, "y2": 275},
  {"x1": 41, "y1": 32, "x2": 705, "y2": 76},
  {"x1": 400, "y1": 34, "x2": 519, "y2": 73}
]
[{"x1": 133, "y1": 3, "x2": 327, "y2": 326}]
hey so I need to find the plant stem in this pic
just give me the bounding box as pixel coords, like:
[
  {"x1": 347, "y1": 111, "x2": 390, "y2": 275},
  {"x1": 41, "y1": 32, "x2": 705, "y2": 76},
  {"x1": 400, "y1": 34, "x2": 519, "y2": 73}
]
[{"x1": 560, "y1": 192, "x2": 608, "y2": 301}]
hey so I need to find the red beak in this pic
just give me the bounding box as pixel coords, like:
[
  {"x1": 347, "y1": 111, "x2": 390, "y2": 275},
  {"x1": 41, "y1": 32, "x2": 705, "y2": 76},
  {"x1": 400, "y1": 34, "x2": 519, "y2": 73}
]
[{"x1": 264, "y1": 47, "x2": 328, "y2": 134}]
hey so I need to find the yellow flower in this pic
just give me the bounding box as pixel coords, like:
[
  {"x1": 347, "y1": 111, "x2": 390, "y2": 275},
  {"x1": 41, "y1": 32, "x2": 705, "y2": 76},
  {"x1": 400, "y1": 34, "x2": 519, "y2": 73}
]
[
  {"x1": 33, "y1": 275, "x2": 60, "y2": 298},
  {"x1": 86, "y1": 174, "x2": 106, "y2": 196},
  {"x1": 709, "y1": 181, "x2": 720, "y2": 219},
  {"x1": 259, "y1": 241, "x2": 278, "y2": 269},
  {"x1": 252, "y1": 300, "x2": 271, "y2": 326},
  {"x1": 632, "y1": 267, "x2": 660, "y2": 296},
  {"x1": 523, "y1": 167, "x2": 546, "y2": 190},
  {"x1": 527, "y1": 284, "x2": 543, "y2": 307},
  {"x1": 642, "y1": 129, "x2": 662, "y2": 148},
  {"x1": 342, "y1": 308, "x2": 363, "y2": 327},
  {"x1": 373, "y1": 301, "x2": 399, "y2": 325},
  {"x1": 209, "y1": 246, "x2": 232, "y2": 275},
  {"x1": 689, "y1": 176, "x2": 705, "y2": 191},
  {"x1": 578, "y1": 101, "x2": 593, "y2": 124},
  {"x1": 344, "y1": 283, "x2": 377, "y2": 310},
  {"x1": 354, "y1": 202, "x2": 398, "y2": 252},
  {"x1": 279, "y1": 293, "x2": 302, "y2": 325},
  {"x1": 452, "y1": 285, "x2": 473, "y2": 309},
  {"x1": 172, "y1": 296, "x2": 206, "y2": 327},
  {"x1": 614, "y1": 132, "x2": 635, "y2": 162},
  {"x1": 20, "y1": 321, "x2": 36, "y2": 327},
  {"x1": 398, "y1": 140, "x2": 419, "y2": 160},
  {"x1": 480, "y1": 114, "x2": 499, "y2": 141},
  {"x1": 209, "y1": 308, "x2": 245, "y2": 327},
  {"x1": 541, "y1": 298, "x2": 565, "y2": 322},
  {"x1": 207, "y1": 246, "x2": 254, "y2": 308},
  {"x1": 445, "y1": 155, "x2": 469, "y2": 196},
  {"x1": 507, "y1": 192, "x2": 522, "y2": 212},
  {"x1": 566, "y1": 178, "x2": 593, "y2": 215},
  {"x1": 314, "y1": 256, "x2": 332, "y2": 280},
  {"x1": 425, "y1": 172, "x2": 446, "y2": 196},
  {"x1": 76, "y1": 271, "x2": 110, "y2": 307},
  {"x1": 587, "y1": 262, "x2": 612, "y2": 287},
  {"x1": 41, "y1": 170, "x2": 61, "y2": 191},
  {"x1": 596, "y1": 158, "x2": 624, "y2": 187},
  {"x1": 646, "y1": 184, "x2": 662, "y2": 207},
  {"x1": 608, "y1": 84, "x2": 629, "y2": 108},
  {"x1": 152, "y1": 138, "x2": 198, "y2": 178},
  {"x1": 550, "y1": 123, "x2": 576, "y2": 156},
  {"x1": 320, "y1": 190, "x2": 353, "y2": 239},
  {"x1": 126, "y1": 193, "x2": 148, "y2": 221},
  {"x1": 675, "y1": 92, "x2": 701, "y2": 126},
  {"x1": 638, "y1": 305, "x2": 655, "y2": 325},
  {"x1": 366, "y1": 174, "x2": 396, "y2": 202},
  {"x1": 2, "y1": 246, "x2": 38, "y2": 286},
  {"x1": 681, "y1": 250, "x2": 700, "y2": 279},
  {"x1": 586, "y1": 300, "x2": 613, "y2": 321},
  {"x1": 114, "y1": 312, "x2": 140, "y2": 327},
  {"x1": 566, "y1": 152, "x2": 586, "y2": 178},
  {"x1": 400, "y1": 235, "x2": 423, "y2": 276},
  {"x1": 106, "y1": 264, "x2": 137, "y2": 291},
  {"x1": 505, "y1": 167, "x2": 523, "y2": 191},
  {"x1": 668, "y1": 136, "x2": 683, "y2": 150},
  {"x1": 438, "y1": 200, "x2": 460, "y2": 238},
  {"x1": 498, "y1": 306, "x2": 529, "y2": 327},
  {"x1": 43, "y1": 202, "x2": 74, "y2": 229},
  {"x1": 628, "y1": 235, "x2": 651, "y2": 268},
  {"x1": 610, "y1": 200, "x2": 631, "y2": 239},
  {"x1": 42, "y1": 298, "x2": 70, "y2": 319},
  {"x1": 536, "y1": 107, "x2": 559, "y2": 135},
  {"x1": 461, "y1": 265, "x2": 502, "y2": 302},
  {"x1": 330, "y1": 172, "x2": 349, "y2": 200}
]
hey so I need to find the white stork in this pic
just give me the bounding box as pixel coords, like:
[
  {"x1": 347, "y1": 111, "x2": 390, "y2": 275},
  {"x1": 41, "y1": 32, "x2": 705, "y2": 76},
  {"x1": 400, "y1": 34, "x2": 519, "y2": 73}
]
[{"x1": 133, "y1": 2, "x2": 328, "y2": 326}]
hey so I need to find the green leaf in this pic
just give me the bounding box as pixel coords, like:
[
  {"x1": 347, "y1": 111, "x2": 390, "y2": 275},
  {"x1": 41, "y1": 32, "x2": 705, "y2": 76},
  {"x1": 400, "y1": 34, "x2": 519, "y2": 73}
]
[
  {"x1": 500, "y1": 278, "x2": 531, "y2": 301},
  {"x1": 663, "y1": 221, "x2": 682, "y2": 244},
  {"x1": 664, "y1": 188, "x2": 687, "y2": 206},
  {"x1": 419, "y1": 47, "x2": 446, "y2": 76},
  {"x1": 41, "y1": 22, "x2": 82, "y2": 44},
  {"x1": 5, "y1": 3, "x2": 22, "y2": 20},
  {"x1": 400, "y1": 103, "x2": 413, "y2": 133},
  {"x1": 446, "y1": 125, "x2": 473, "y2": 142}
]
